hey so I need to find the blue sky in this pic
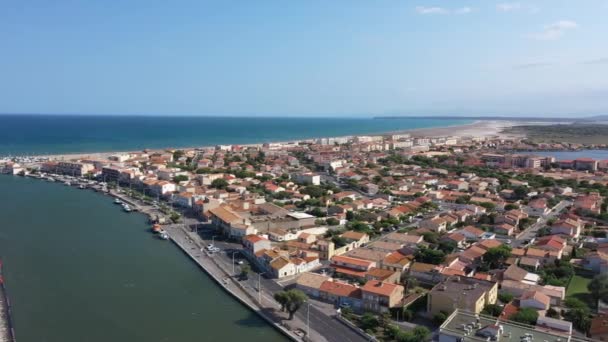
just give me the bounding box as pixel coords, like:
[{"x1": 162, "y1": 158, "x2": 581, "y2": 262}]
[{"x1": 1, "y1": 0, "x2": 607, "y2": 117}]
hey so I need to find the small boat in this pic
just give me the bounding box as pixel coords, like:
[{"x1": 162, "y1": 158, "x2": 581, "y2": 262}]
[
  {"x1": 159, "y1": 232, "x2": 169, "y2": 240},
  {"x1": 114, "y1": 198, "x2": 123, "y2": 205},
  {"x1": 79, "y1": 184, "x2": 85, "y2": 189},
  {"x1": 122, "y1": 204, "x2": 132, "y2": 212}
]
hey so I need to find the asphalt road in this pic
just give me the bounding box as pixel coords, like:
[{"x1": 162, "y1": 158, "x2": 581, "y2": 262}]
[
  {"x1": 196, "y1": 229, "x2": 367, "y2": 342},
  {"x1": 512, "y1": 200, "x2": 571, "y2": 248}
]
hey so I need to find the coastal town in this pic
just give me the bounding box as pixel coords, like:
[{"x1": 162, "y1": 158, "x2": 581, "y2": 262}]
[{"x1": 2, "y1": 129, "x2": 608, "y2": 342}]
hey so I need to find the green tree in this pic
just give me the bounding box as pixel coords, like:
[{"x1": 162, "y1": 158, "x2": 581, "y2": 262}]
[
  {"x1": 300, "y1": 185, "x2": 326, "y2": 198},
  {"x1": 438, "y1": 239, "x2": 457, "y2": 253},
  {"x1": 415, "y1": 247, "x2": 446, "y2": 265},
  {"x1": 308, "y1": 207, "x2": 326, "y2": 217},
  {"x1": 422, "y1": 231, "x2": 439, "y2": 244},
  {"x1": 331, "y1": 236, "x2": 348, "y2": 248},
  {"x1": 510, "y1": 308, "x2": 538, "y2": 325},
  {"x1": 273, "y1": 291, "x2": 288, "y2": 312},
  {"x1": 274, "y1": 289, "x2": 308, "y2": 320},
  {"x1": 482, "y1": 304, "x2": 503, "y2": 317},
  {"x1": 483, "y1": 245, "x2": 512, "y2": 269},
  {"x1": 210, "y1": 178, "x2": 229, "y2": 189},
  {"x1": 498, "y1": 292, "x2": 514, "y2": 303},
  {"x1": 360, "y1": 312, "x2": 379, "y2": 330},
  {"x1": 240, "y1": 264, "x2": 251, "y2": 280},
  {"x1": 588, "y1": 274, "x2": 608, "y2": 303},
  {"x1": 170, "y1": 212, "x2": 181, "y2": 223},
  {"x1": 433, "y1": 311, "x2": 448, "y2": 324},
  {"x1": 172, "y1": 175, "x2": 188, "y2": 183},
  {"x1": 564, "y1": 308, "x2": 591, "y2": 334},
  {"x1": 325, "y1": 217, "x2": 340, "y2": 226},
  {"x1": 546, "y1": 307, "x2": 560, "y2": 319}
]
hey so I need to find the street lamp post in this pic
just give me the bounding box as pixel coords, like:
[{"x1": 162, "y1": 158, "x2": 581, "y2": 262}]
[
  {"x1": 232, "y1": 251, "x2": 237, "y2": 275},
  {"x1": 257, "y1": 272, "x2": 265, "y2": 304},
  {"x1": 306, "y1": 302, "x2": 311, "y2": 337}
]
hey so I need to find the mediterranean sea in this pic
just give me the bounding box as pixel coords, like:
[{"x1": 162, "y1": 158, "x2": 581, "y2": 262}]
[{"x1": 0, "y1": 115, "x2": 472, "y2": 156}]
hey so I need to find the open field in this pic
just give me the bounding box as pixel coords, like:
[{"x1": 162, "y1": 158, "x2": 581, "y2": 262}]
[
  {"x1": 566, "y1": 274, "x2": 594, "y2": 308},
  {"x1": 504, "y1": 123, "x2": 608, "y2": 144}
]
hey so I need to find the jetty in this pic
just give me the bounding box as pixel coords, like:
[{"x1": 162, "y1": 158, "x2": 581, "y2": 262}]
[{"x1": 0, "y1": 262, "x2": 16, "y2": 342}]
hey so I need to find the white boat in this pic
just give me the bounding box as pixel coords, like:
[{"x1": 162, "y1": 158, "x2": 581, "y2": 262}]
[
  {"x1": 159, "y1": 232, "x2": 169, "y2": 240},
  {"x1": 78, "y1": 184, "x2": 85, "y2": 189},
  {"x1": 114, "y1": 198, "x2": 123, "y2": 204},
  {"x1": 122, "y1": 204, "x2": 132, "y2": 212}
]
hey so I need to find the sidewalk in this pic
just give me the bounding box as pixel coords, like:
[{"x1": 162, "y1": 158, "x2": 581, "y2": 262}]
[{"x1": 165, "y1": 225, "x2": 329, "y2": 342}]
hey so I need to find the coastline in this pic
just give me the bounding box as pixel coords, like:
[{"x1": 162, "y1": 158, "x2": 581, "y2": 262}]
[{"x1": 23, "y1": 119, "x2": 516, "y2": 162}]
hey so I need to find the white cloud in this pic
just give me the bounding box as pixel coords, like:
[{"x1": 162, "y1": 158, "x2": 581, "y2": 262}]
[
  {"x1": 528, "y1": 20, "x2": 578, "y2": 40},
  {"x1": 415, "y1": 6, "x2": 448, "y2": 14},
  {"x1": 455, "y1": 7, "x2": 473, "y2": 14},
  {"x1": 497, "y1": 2, "x2": 539, "y2": 13},
  {"x1": 497, "y1": 2, "x2": 522, "y2": 12},
  {"x1": 415, "y1": 6, "x2": 473, "y2": 15}
]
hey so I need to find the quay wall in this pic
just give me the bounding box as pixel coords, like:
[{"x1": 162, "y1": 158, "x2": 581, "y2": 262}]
[
  {"x1": 166, "y1": 228, "x2": 300, "y2": 342},
  {"x1": 0, "y1": 265, "x2": 16, "y2": 342}
]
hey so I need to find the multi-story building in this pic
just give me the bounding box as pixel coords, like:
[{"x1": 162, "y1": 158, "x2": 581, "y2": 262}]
[
  {"x1": 56, "y1": 161, "x2": 94, "y2": 176},
  {"x1": 427, "y1": 276, "x2": 497, "y2": 315}
]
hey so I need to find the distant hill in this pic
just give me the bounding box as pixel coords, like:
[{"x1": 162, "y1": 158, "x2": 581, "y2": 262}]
[{"x1": 585, "y1": 115, "x2": 608, "y2": 121}]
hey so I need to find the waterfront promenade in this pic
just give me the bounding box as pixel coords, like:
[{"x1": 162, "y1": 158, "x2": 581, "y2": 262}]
[
  {"x1": 0, "y1": 267, "x2": 15, "y2": 342},
  {"x1": 165, "y1": 225, "x2": 314, "y2": 341}
]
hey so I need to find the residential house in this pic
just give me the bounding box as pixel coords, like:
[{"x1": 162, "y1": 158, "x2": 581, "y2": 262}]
[
  {"x1": 296, "y1": 272, "x2": 332, "y2": 298},
  {"x1": 583, "y1": 251, "x2": 608, "y2": 274},
  {"x1": 361, "y1": 280, "x2": 405, "y2": 313},
  {"x1": 419, "y1": 217, "x2": 447, "y2": 233},
  {"x1": 319, "y1": 280, "x2": 362, "y2": 310},
  {"x1": 551, "y1": 218, "x2": 583, "y2": 238},
  {"x1": 590, "y1": 314, "x2": 608, "y2": 341},
  {"x1": 500, "y1": 280, "x2": 565, "y2": 306},
  {"x1": 331, "y1": 255, "x2": 375, "y2": 279},
  {"x1": 526, "y1": 198, "x2": 550, "y2": 216},
  {"x1": 494, "y1": 223, "x2": 516, "y2": 236},
  {"x1": 520, "y1": 290, "x2": 551, "y2": 311},
  {"x1": 459, "y1": 226, "x2": 486, "y2": 241},
  {"x1": 380, "y1": 251, "x2": 413, "y2": 274},
  {"x1": 502, "y1": 264, "x2": 540, "y2": 285},
  {"x1": 340, "y1": 231, "x2": 370, "y2": 248}
]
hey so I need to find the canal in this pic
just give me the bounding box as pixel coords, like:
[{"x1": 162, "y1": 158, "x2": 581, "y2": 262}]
[{"x1": 0, "y1": 176, "x2": 286, "y2": 342}]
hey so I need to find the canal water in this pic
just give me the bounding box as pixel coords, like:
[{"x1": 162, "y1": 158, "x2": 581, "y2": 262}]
[{"x1": 0, "y1": 176, "x2": 286, "y2": 342}]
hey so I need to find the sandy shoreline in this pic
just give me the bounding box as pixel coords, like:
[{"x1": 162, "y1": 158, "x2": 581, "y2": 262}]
[{"x1": 26, "y1": 120, "x2": 518, "y2": 161}]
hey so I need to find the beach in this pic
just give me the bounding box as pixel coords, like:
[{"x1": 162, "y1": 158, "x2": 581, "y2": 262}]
[{"x1": 22, "y1": 119, "x2": 518, "y2": 162}]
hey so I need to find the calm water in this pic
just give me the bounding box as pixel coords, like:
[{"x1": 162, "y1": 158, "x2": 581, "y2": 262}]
[
  {"x1": 531, "y1": 150, "x2": 608, "y2": 160},
  {"x1": 0, "y1": 176, "x2": 286, "y2": 342},
  {"x1": 0, "y1": 115, "x2": 471, "y2": 156}
]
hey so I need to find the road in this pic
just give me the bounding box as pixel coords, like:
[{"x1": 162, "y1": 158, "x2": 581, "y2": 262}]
[
  {"x1": 512, "y1": 200, "x2": 571, "y2": 248},
  {"x1": 195, "y1": 229, "x2": 367, "y2": 342}
]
